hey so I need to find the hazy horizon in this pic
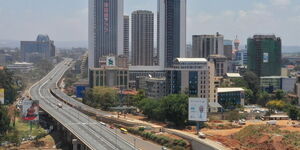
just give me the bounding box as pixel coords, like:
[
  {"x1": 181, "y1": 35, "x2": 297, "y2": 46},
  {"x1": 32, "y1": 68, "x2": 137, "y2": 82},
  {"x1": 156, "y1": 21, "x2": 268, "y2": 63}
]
[{"x1": 0, "y1": 0, "x2": 300, "y2": 46}]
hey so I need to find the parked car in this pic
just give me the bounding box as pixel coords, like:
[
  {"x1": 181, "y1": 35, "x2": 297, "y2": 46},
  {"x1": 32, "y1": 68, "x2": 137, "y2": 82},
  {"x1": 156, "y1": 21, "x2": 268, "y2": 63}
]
[{"x1": 198, "y1": 132, "x2": 206, "y2": 139}]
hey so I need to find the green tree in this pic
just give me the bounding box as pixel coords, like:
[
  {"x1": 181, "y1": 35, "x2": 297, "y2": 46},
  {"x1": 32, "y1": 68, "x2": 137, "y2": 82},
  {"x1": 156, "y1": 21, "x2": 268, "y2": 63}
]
[
  {"x1": 257, "y1": 91, "x2": 270, "y2": 107},
  {"x1": 131, "y1": 90, "x2": 146, "y2": 106},
  {"x1": 0, "y1": 68, "x2": 18, "y2": 104},
  {"x1": 138, "y1": 98, "x2": 163, "y2": 120},
  {"x1": 0, "y1": 106, "x2": 10, "y2": 135},
  {"x1": 244, "y1": 89, "x2": 254, "y2": 105},
  {"x1": 160, "y1": 94, "x2": 188, "y2": 127},
  {"x1": 243, "y1": 71, "x2": 260, "y2": 100},
  {"x1": 83, "y1": 87, "x2": 118, "y2": 110},
  {"x1": 286, "y1": 105, "x2": 299, "y2": 120},
  {"x1": 273, "y1": 89, "x2": 286, "y2": 100}
]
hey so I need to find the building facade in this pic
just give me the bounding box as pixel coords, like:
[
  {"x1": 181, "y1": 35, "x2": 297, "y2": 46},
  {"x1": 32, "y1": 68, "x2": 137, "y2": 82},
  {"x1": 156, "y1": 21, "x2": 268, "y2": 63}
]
[
  {"x1": 123, "y1": 15, "x2": 129, "y2": 58},
  {"x1": 192, "y1": 33, "x2": 224, "y2": 59},
  {"x1": 131, "y1": 10, "x2": 154, "y2": 66},
  {"x1": 217, "y1": 88, "x2": 245, "y2": 110},
  {"x1": 21, "y1": 34, "x2": 55, "y2": 62},
  {"x1": 136, "y1": 77, "x2": 167, "y2": 99},
  {"x1": 157, "y1": 0, "x2": 186, "y2": 68},
  {"x1": 89, "y1": 56, "x2": 128, "y2": 88},
  {"x1": 247, "y1": 35, "x2": 282, "y2": 77},
  {"x1": 223, "y1": 40, "x2": 233, "y2": 60},
  {"x1": 88, "y1": 0, "x2": 124, "y2": 68},
  {"x1": 166, "y1": 58, "x2": 215, "y2": 101},
  {"x1": 208, "y1": 55, "x2": 228, "y2": 77}
]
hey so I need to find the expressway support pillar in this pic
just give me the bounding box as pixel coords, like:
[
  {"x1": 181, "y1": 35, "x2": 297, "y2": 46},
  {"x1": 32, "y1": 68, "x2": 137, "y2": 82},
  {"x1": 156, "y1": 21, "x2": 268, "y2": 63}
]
[{"x1": 72, "y1": 139, "x2": 79, "y2": 150}]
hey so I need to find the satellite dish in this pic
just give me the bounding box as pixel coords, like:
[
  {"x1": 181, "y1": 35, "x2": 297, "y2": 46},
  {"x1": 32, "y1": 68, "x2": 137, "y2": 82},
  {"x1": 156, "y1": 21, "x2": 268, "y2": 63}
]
[{"x1": 148, "y1": 74, "x2": 152, "y2": 78}]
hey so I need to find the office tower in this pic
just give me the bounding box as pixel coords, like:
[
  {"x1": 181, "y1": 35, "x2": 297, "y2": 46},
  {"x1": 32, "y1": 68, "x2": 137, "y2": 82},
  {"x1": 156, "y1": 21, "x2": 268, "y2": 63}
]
[
  {"x1": 166, "y1": 58, "x2": 215, "y2": 102},
  {"x1": 123, "y1": 15, "x2": 129, "y2": 58},
  {"x1": 88, "y1": 0, "x2": 124, "y2": 68},
  {"x1": 247, "y1": 35, "x2": 281, "y2": 77},
  {"x1": 223, "y1": 40, "x2": 233, "y2": 60},
  {"x1": 21, "y1": 34, "x2": 55, "y2": 63},
  {"x1": 192, "y1": 33, "x2": 224, "y2": 59},
  {"x1": 131, "y1": 10, "x2": 154, "y2": 66},
  {"x1": 158, "y1": 0, "x2": 186, "y2": 68}
]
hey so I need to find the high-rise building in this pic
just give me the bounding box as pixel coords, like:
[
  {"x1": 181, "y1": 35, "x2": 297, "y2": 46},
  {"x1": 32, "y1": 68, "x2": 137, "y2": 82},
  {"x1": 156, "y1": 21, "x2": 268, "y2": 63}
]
[
  {"x1": 247, "y1": 35, "x2": 281, "y2": 77},
  {"x1": 21, "y1": 34, "x2": 55, "y2": 63},
  {"x1": 223, "y1": 40, "x2": 233, "y2": 60},
  {"x1": 192, "y1": 33, "x2": 224, "y2": 59},
  {"x1": 123, "y1": 15, "x2": 129, "y2": 58},
  {"x1": 88, "y1": 0, "x2": 124, "y2": 68},
  {"x1": 131, "y1": 10, "x2": 154, "y2": 66},
  {"x1": 157, "y1": 0, "x2": 186, "y2": 68}
]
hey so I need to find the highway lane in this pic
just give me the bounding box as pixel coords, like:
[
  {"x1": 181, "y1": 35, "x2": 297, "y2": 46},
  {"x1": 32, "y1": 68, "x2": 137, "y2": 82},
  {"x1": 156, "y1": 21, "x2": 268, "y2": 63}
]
[{"x1": 30, "y1": 59, "x2": 138, "y2": 150}]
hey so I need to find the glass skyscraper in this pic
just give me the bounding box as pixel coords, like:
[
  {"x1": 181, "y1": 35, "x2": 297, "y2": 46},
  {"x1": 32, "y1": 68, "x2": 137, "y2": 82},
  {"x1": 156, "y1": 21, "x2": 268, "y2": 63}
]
[
  {"x1": 157, "y1": 0, "x2": 186, "y2": 68},
  {"x1": 89, "y1": 0, "x2": 124, "y2": 68}
]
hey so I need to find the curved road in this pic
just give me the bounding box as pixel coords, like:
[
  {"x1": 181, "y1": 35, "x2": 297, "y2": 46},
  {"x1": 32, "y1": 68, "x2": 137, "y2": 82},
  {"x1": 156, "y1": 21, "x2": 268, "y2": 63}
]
[{"x1": 29, "y1": 59, "x2": 138, "y2": 150}]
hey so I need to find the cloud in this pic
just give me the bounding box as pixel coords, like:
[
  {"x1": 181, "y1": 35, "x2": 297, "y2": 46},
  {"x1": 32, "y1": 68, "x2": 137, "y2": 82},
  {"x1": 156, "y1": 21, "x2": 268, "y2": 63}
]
[{"x1": 270, "y1": 0, "x2": 291, "y2": 6}]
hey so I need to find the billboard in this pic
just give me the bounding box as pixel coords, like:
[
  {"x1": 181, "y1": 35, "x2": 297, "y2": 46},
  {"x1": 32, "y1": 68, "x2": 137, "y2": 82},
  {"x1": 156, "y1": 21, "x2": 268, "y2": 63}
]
[
  {"x1": 21, "y1": 100, "x2": 39, "y2": 121},
  {"x1": 0, "y1": 88, "x2": 4, "y2": 104},
  {"x1": 189, "y1": 98, "x2": 207, "y2": 122},
  {"x1": 106, "y1": 56, "x2": 116, "y2": 66},
  {"x1": 263, "y1": 53, "x2": 269, "y2": 63}
]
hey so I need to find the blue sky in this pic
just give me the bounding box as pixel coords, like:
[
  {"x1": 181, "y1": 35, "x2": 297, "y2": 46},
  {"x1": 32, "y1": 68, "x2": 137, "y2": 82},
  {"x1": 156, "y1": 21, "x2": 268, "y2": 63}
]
[{"x1": 0, "y1": 0, "x2": 300, "y2": 46}]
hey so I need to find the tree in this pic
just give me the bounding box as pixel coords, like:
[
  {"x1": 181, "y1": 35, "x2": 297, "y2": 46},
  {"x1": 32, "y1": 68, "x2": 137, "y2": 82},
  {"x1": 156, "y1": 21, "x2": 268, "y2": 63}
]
[
  {"x1": 257, "y1": 91, "x2": 270, "y2": 107},
  {"x1": 273, "y1": 89, "x2": 286, "y2": 100},
  {"x1": 131, "y1": 90, "x2": 146, "y2": 106},
  {"x1": 243, "y1": 71, "x2": 260, "y2": 98},
  {"x1": 160, "y1": 94, "x2": 189, "y2": 127},
  {"x1": 83, "y1": 87, "x2": 118, "y2": 110},
  {"x1": 244, "y1": 89, "x2": 254, "y2": 105},
  {"x1": 266, "y1": 100, "x2": 286, "y2": 113},
  {"x1": 0, "y1": 69, "x2": 18, "y2": 104},
  {"x1": 0, "y1": 106, "x2": 10, "y2": 135},
  {"x1": 138, "y1": 98, "x2": 163, "y2": 120},
  {"x1": 286, "y1": 105, "x2": 299, "y2": 120}
]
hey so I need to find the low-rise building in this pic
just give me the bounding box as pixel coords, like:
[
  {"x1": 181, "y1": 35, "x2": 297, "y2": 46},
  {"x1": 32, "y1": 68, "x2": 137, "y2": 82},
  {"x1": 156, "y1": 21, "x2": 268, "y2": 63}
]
[
  {"x1": 6, "y1": 62, "x2": 34, "y2": 72},
  {"x1": 136, "y1": 76, "x2": 166, "y2": 99},
  {"x1": 208, "y1": 55, "x2": 228, "y2": 77},
  {"x1": 217, "y1": 88, "x2": 245, "y2": 110},
  {"x1": 260, "y1": 76, "x2": 296, "y2": 93},
  {"x1": 89, "y1": 56, "x2": 129, "y2": 89}
]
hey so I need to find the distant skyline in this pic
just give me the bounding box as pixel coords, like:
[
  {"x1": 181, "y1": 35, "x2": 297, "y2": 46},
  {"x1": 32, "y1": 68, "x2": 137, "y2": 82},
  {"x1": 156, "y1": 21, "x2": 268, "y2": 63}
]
[{"x1": 0, "y1": 0, "x2": 300, "y2": 46}]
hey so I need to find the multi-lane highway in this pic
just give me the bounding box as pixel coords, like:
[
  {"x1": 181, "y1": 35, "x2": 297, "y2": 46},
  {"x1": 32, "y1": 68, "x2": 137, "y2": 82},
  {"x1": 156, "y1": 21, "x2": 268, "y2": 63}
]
[{"x1": 29, "y1": 59, "x2": 138, "y2": 150}]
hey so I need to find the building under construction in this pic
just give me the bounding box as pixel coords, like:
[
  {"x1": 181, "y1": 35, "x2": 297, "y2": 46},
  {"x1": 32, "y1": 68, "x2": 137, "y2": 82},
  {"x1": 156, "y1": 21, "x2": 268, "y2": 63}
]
[{"x1": 247, "y1": 35, "x2": 281, "y2": 77}]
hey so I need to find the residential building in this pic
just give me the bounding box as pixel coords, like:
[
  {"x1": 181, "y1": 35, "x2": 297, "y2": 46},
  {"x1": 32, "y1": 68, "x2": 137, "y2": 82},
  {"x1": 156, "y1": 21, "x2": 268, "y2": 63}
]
[
  {"x1": 217, "y1": 88, "x2": 245, "y2": 110},
  {"x1": 157, "y1": 0, "x2": 186, "y2": 68},
  {"x1": 224, "y1": 40, "x2": 233, "y2": 60},
  {"x1": 88, "y1": 0, "x2": 124, "y2": 68},
  {"x1": 21, "y1": 34, "x2": 55, "y2": 62},
  {"x1": 247, "y1": 35, "x2": 282, "y2": 77},
  {"x1": 124, "y1": 15, "x2": 129, "y2": 58},
  {"x1": 131, "y1": 10, "x2": 154, "y2": 66},
  {"x1": 89, "y1": 56, "x2": 128, "y2": 88},
  {"x1": 192, "y1": 33, "x2": 224, "y2": 59},
  {"x1": 128, "y1": 66, "x2": 165, "y2": 88}
]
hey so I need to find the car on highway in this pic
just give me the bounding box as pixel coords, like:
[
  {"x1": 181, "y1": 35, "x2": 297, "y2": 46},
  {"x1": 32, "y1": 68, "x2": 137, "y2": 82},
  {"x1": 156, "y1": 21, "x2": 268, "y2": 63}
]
[
  {"x1": 99, "y1": 122, "x2": 106, "y2": 126},
  {"x1": 120, "y1": 128, "x2": 128, "y2": 134},
  {"x1": 57, "y1": 103, "x2": 62, "y2": 108}
]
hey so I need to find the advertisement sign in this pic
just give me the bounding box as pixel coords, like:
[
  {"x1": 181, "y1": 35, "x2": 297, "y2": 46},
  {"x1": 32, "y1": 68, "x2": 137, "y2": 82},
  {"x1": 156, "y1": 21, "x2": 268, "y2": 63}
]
[
  {"x1": 106, "y1": 56, "x2": 116, "y2": 66},
  {"x1": 189, "y1": 98, "x2": 207, "y2": 122},
  {"x1": 21, "y1": 100, "x2": 39, "y2": 121},
  {"x1": 263, "y1": 53, "x2": 269, "y2": 63},
  {"x1": 0, "y1": 88, "x2": 4, "y2": 104}
]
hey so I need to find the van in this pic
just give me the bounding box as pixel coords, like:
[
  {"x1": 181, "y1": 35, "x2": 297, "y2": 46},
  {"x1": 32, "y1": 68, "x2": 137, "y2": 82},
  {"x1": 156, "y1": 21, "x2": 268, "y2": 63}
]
[{"x1": 120, "y1": 128, "x2": 128, "y2": 134}]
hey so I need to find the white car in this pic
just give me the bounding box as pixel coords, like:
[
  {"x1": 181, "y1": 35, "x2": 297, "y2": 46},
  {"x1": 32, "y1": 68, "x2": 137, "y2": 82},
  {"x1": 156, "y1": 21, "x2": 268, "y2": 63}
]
[
  {"x1": 198, "y1": 132, "x2": 206, "y2": 139},
  {"x1": 57, "y1": 103, "x2": 62, "y2": 108},
  {"x1": 100, "y1": 122, "x2": 106, "y2": 126},
  {"x1": 266, "y1": 120, "x2": 277, "y2": 125}
]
